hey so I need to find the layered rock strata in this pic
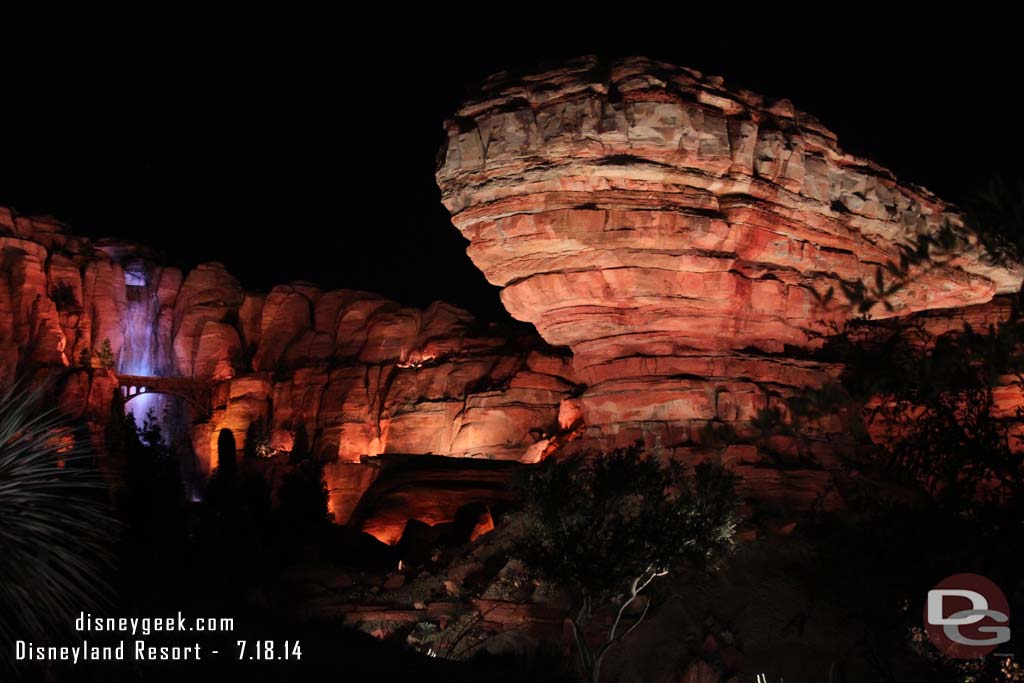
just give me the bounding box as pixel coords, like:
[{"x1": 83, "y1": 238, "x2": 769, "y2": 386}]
[
  {"x1": 5, "y1": 55, "x2": 1024, "y2": 535},
  {"x1": 436, "y1": 56, "x2": 1023, "y2": 506},
  {"x1": 1, "y1": 206, "x2": 579, "y2": 531}
]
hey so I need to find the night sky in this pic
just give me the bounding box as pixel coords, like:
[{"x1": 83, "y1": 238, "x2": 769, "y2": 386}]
[{"x1": 0, "y1": 24, "x2": 1018, "y2": 321}]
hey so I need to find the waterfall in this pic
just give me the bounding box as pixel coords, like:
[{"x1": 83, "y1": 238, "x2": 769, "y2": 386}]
[
  {"x1": 118, "y1": 261, "x2": 167, "y2": 435},
  {"x1": 120, "y1": 267, "x2": 159, "y2": 376},
  {"x1": 114, "y1": 257, "x2": 200, "y2": 498}
]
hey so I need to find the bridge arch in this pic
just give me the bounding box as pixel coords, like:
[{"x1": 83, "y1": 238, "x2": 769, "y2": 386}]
[{"x1": 117, "y1": 374, "x2": 212, "y2": 420}]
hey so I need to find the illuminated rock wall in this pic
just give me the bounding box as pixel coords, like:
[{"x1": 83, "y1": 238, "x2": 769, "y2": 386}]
[
  {"x1": 436, "y1": 56, "x2": 1024, "y2": 507},
  {"x1": 5, "y1": 55, "x2": 1024, "y2": 533},
  {"x1": 0, "y1": 207, "x2": 579, "y2": 520}
]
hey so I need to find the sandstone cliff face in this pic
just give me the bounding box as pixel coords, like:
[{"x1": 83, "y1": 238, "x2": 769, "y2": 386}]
[
  {"x1": 1, "y1": 206, "x2": 580, "y2": 529},
  {"x1": 5, "y1": 55, "x2": 1024, "y2": 538},
  {"x1": 436, "y1": 56, "x2": 1024, "y2": 506},
  {"x1": 192, "y1": 291, "x2": 580, "y2": 482}
]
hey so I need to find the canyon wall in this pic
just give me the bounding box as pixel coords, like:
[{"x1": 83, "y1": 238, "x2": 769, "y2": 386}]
[
  {"x1": 0, "y1": 206, "x2": 580, "y2": 531},
  {"x1": 436, "y1": 55, "x2": 1024, "y2": 508},
  {"x1": 4, "y1": 55, "x2": 1023, "y2": 540}
]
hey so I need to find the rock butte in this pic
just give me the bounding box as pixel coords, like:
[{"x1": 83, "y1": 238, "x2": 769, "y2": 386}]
[
  {"x1": 2, "y1": 56, "x2": 1023, "y2": 543},
  {"x1": 436, "y1": 55, "x2": 1024, "y2": 506}
]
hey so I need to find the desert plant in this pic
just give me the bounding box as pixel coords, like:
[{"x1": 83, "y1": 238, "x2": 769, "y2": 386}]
[
  {"x1": 139, "y1": 408, "x2": 164, "y2": 450},
  {"x1": 966, "y1": 175, "x2": 1024, "y2": 264},
  {"x1": 278, "y1": 455, "x2": 331, "y2": 540},
  {"x1": 243, "y1": 417, "x2": 274, "y2": 459},
  {"x1": 96, "y1": 338, "x2": 115, "y2": 369},
  {"x1": 516, "y1": 444, "x2": 740, "y2": 683},
  {"x1": 0, "y1": 384, "x2": 117, "y2": 678},
  {"x1": 289, "y1": 423, "x2": 311, "y2": 464}
]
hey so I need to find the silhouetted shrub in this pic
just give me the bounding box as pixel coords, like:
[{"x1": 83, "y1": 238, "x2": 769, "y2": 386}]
[
  {"x1": 278, "y1": 459, "x2": 331, "y2": 541},
  {"x1": 96, "y1": 338, "x2": 115, "y2": 369},
  {"x1": 289, "y1": 423, "x2": 311, "y2": 464},
  {"x1": 243, "y1": 417, "x2": 274, "y2": 459},
  {"x1": 515, "y1": 444, "x2": 740, "y2": 682},
  {"x1": 0, "y1": 384, "x2": 117, "y2": 678}
]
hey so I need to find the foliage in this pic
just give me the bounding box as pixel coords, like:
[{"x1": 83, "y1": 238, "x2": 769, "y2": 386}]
[
  {"x1": 808, "y1": 223, "x2": 965, "y2": 318},
  {"x1": 0, "y1": 384, "x2": 117, "y2": 677},
  {"x1": 49, "y1": 281, "x2": 79, "y2": 312},
  {"x1": 748, "y1": 382, "x2": 850, "y2": 447},
  {"x1": 515, "y1": 444, "x2": 739, "y2": 682},
  {"x1": 966, "y1": 175, "x2": 1024, "y2": 265},
  {"x1": 139, "y1": 408, "x2": 164, "y2": 450},
  {"x1": 96, "y1": 338, "x2": 115, "y2": 369},
  {"x1": 111, "y1": 394, "x2": 186, "y2": 558},
  {"x1": 823, "y1": 313, "x2": 1024, "y2": 507},
  {"x1": 244, "y1": 417, "x2": 275, "y2": 459},
  {"x1": 278, "y1": 459, "x2": 331, "y2": 539},
  {"x1": 289, "y1": 422, "x2": 311, "y2": 464},
  {"x1": 799, "y1": 185, "x2": 1024, "y2": 508},
  {"x1": 518, "y1": 445, "x2": 739, "y2": 593},
  {"x1": 790, "y1": 186, "x2": 1024, "y2": 675},
  {"x1": 77, "y1": 346, "x2": 93, "y2": 368},
  {"x1": 200, "y1": 457, "x2": 275, "y2": 583},
  {"x1": 696, "y1": 420, "x2": 738, "y2": 447}
]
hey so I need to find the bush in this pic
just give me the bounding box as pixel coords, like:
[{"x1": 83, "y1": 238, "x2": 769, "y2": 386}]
[
  {"x1": 0, "y1": 384, "x2": 117, "y2": 678},
  {"x1": 278, "y1": 459, "x2": 331, "y2": 540},
  {"x1": 243, "y1": 417, "x2": 274, "y2": 459},
  {"x1": 516, "y1": 444, "x2": 740, "y2": 682},
  {"x1": 96, "y1": 338, "x2": 115, "y2": 369}
]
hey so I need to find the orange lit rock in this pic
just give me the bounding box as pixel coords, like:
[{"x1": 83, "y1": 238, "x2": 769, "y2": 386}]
[
  {"x1": 347, "y1": 455, "x2": 521, "y2": 545},
  {"x1": 192, "y1": 321, "x2": 242, "y2": 380},
  {"x1": 237, "y1": 293, "x2": 264, "y2": 359},
  {"x1": 436, "y1": 55, "x2": 1024, "y2": 505},
  {"x1": 54, "y1": 368, "x2": 119, "y2": 455},
  {"x1": 436, "y1": 57, "x2": 1021, "y2": 354},
  {"x1": 46, "y1": 253, "x2": 89, "y2": 363},
  {"x1": 193, "y1": 374, "x2": 272, "y2": 475},
  {"x1": 857, "y1": 296, "x2": 1024, "y2": 454},
  {"x1": 323, "y1": 461, "x2": 380, "y2": 525},
  {"x1": 83, "y1": 258, "x2": 127, "y2": 364},
  {"x1": 1, "y1": 246, "x2": 67, "y2": 367},
  {"x1": 172, "y1": 262, "x2": 245, "y2": 376},
  {"x1": 253, "y1": 284, "x2": 314, "y2": 371},
  {"x1": 468, "y1": 508, "x2": 495, "y2": 541},
  {"x1": 3, "y1": 208, "x2": 580, "y2": 482}
]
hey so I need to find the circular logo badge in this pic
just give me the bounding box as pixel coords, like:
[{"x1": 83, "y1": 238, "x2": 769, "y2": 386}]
[{"x1": 925, "y1": 573, "x2": 1010, "y2": 659}]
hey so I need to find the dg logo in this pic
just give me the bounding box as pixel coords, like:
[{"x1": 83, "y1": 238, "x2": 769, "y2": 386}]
[{"x1": 925, "y1": 573, "x2": 1011, "y2": 659}]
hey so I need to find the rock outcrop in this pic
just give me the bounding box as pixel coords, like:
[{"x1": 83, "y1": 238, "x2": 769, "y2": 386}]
[
  {"x1": 5, "y1": 55, "x2": 1024, "y2": 539},
  {"x1": 341, "y1": 454, "x2": 522, "y2": 545},
  {"x1": 1, "y1": 205, "x2": 580, "y2": 531},
  {"x1": 436, "y1": 55, "x2": 1024, "y2": 506}
]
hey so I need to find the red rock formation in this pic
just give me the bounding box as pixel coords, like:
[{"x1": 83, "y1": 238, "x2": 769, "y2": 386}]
[
  {"x1": 5, "y1": 55, "x2": 1024, "y2": 533},
  {"x1": 1, "y1": 207, "x2": 580, "y2": 528},
  {"x1": 343, "y1": 454, "x2": 522, "y2": 545},
  {"x1": 170, "y1": 280, "x2": 581, "y2": 476},
  {"x1": 436, "y1": 56, "x2": 1024, "y2": 505}
]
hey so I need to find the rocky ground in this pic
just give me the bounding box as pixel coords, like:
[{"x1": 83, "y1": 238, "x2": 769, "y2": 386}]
[{"x1": 254, "y1": 511, "x2": 949, "y2": 683}]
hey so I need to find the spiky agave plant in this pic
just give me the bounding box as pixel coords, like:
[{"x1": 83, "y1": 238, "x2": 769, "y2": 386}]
[{"x1": 0, "y1": 383, "x2": 118, "y2": 676}]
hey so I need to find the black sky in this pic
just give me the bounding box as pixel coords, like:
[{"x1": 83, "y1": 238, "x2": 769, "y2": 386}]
[{"x1": 0, "y1": 21, "x2": 1018, "y2": 321}]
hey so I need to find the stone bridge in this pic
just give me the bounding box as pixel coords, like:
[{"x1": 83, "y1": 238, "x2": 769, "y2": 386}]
[{"x1": 117, "y1": 374, "x2": 213, "y2": 419}]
